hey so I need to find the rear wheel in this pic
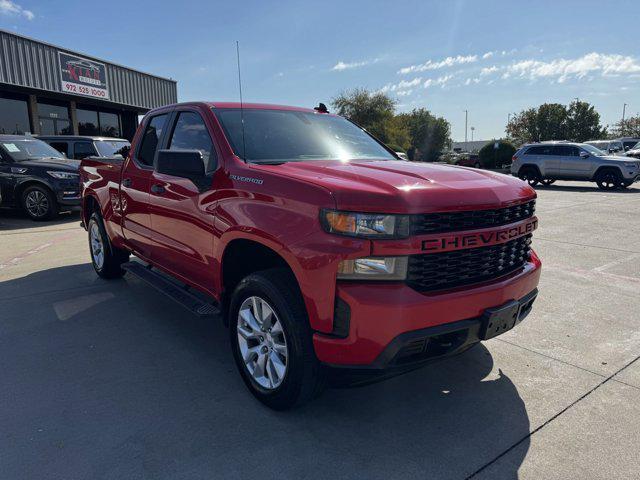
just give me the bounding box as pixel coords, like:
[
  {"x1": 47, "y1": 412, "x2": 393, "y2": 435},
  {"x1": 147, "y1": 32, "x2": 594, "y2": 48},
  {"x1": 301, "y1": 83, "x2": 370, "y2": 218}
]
[
  {"x1": 518, "y1": 167, "x2": 541, "y2": 187},
  {"x1": 595, "y1": 169, "x2": 623, "y2": 190},
  {"x1": 22, "y1": 185, "x2": 58, "y2": 221},
  {"x1": 88, "y1": 212, "x2": 129, "y2": 279},
  {"x1": 229, "y1": 268, "x2": 325, "y2": 410}
]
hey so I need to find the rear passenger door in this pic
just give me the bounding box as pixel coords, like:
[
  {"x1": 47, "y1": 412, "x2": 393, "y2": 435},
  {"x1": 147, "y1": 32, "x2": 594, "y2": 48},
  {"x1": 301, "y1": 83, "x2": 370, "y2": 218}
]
[
  {"x1": 148, "y1": 108, "x2": 219, "y2": 292},
  {"x1": 524, "y1": 145, "x2": 559, "y2": 176},
  {"x1": 120, "y1": 112, "x2": 170, "y2": 260}
]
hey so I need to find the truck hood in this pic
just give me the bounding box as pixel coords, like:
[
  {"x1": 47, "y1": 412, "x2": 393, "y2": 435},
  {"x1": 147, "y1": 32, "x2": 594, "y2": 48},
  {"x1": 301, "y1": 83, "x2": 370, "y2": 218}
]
[
  {"x1": 254, "y1": 159, "x2": 535, "y2": 213},
  {"x1": 599, "y1": 155, "x2": 637, "y2": 163},
  {"x1": 17, "y1": 157, "x2": 80, "y2": 171}
]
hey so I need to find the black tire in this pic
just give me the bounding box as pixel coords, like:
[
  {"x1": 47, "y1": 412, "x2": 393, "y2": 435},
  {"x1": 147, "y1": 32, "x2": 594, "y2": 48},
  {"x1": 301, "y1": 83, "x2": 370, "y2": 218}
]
[
  {"x1": 595, "y1": 169, "x2": 623, "y2": 190},
  {"x1": 518, "y1": 167, "x2": 541, "y2": 187},
  {"x1": 229, "y1": 268, "x2": 325, "y2": 410},
  {"x1": 87, "y1": 212, "x2": 129, "y2": 279},
  {"x1": 21, "y1": 185, "x2": 59, "y2": 221}
]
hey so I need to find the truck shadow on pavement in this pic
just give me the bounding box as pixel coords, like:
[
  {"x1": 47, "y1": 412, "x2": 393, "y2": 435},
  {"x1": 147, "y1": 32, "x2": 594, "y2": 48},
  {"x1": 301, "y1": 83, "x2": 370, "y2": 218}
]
[
  {"x1": 0, "y1": 263, "x2": 530, "y2": 480},
  {"x1": 0, "y1": 210, "x2": 81, "y2": 231}
]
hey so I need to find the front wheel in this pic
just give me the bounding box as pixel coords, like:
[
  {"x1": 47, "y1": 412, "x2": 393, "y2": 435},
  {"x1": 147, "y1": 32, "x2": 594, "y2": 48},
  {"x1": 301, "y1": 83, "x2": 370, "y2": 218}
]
[
  {"x1": 22, "y1": 185, "x2": 59, "y2": 221},
  {"x1": 229, "y1": 268, "x2": 325, "y2": 410},
  {"x1": 88, "y1": 212, "x2": 129, "y2": 279},
  {"x1": 595, "y1": 170, "x2": 623, "y2": 190}
]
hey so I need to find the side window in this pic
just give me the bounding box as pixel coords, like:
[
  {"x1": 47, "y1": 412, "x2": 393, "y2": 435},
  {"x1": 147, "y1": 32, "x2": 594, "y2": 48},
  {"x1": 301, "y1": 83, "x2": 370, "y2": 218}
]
[
  {"x1": 567, "y1": 146, "x2": 579, "y2": 157},
  {"x1": 525, "y1": 146, "x2": 542, "y2": 155},
  {"x1": 137, "y1": 114, "x2": 168, "y2": 166},
  {"x1": 73, "y1": 142, "x2": 97, "y2": 159},
  {"x1": 49, "y1": 142, "x2": 69, "y2": 157},
  {"x1": 168, "y1": 111, "x2": 217, "y2": 173}
]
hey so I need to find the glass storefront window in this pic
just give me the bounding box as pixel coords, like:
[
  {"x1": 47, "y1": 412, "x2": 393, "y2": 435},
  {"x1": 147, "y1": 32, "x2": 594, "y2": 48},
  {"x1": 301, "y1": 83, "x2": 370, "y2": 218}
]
[
  {"x1": 77, "y1": 109, "x2": 100, "y2": 136},
  {"x1": 0, "y1": 96, "x2": 31, "y2": 135},
  {"x1": 77, "y1": 108, "x2": 121, "y2": 137},
  {"x1": 99, "y1": 112, "x2": 120, "y2": 137},
  {"x1": 38, "y1": 102, "x2": 70, "y2": 120}
]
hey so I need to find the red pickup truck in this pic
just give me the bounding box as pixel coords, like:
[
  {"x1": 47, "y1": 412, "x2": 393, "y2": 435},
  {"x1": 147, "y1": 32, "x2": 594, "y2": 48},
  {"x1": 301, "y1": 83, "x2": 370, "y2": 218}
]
[{"x1": 80, "y1": 102, "x2": 541, "y2": 409}]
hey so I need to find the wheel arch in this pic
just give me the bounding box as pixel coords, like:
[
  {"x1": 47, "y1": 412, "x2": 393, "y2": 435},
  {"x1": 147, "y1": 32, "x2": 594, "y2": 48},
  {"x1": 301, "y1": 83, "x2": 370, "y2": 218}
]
[
  {"x1": 15, "y1": 179, "x2": 55, "y2": 202},
  {"x1": 592, "y1": 165, "x2": 623, "y2": 181}
]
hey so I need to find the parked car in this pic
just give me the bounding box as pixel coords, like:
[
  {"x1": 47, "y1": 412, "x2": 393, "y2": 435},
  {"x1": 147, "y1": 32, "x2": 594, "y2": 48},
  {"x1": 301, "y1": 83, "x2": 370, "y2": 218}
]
[
  {"x1": 455, "y1": 152, "x2": 481, "y2": 168},
  {"x1": 511, "y1": 141, "x2": 640, "y2": 190},
  {"x1": 80, "y1": 101, "x2": 541, "y2": 409},
  {"x1": 625, "y1": 142, "x2": 640, "y2": 160},
  {"x1": 617, "y1": 137, "x2": 640, "y2": 152},
  {"x1": 0, "y1": 135, "x2": 80, "y2": 220},
  {"x1": 38, "y1": 136, "x2": 130, "y2": 160},
  {"x1": 585, "y1": 140, "x2": 625, "y2": 155}
]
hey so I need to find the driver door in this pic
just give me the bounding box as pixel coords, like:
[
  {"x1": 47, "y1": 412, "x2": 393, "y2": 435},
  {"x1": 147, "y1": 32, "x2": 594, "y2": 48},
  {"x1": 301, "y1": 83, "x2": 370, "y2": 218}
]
[
  {"x1": 558, "y1": 145, "x2": 592, "y2": 178},
  {"x1": 148, "y1": 107, "x2": 219, "y2": 293}
]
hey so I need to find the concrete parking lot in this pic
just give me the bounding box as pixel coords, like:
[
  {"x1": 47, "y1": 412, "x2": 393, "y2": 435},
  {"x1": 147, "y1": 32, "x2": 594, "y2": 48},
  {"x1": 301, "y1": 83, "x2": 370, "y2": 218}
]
[{"x1": 1, "y1": 181, "x2": 639, "y2": 480}]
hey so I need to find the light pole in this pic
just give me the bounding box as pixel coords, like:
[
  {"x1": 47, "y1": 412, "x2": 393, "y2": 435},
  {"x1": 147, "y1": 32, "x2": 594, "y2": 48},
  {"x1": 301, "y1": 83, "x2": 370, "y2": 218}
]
[
  {"x1": 470, "y1": 126, "x2": 475, "y2": 142},
  {"x1": 622, "y1": 103, "x2": 627, "y2": 136},
  {"x1": 464, "y1": 110, "x2": 468, "y2": 151}
]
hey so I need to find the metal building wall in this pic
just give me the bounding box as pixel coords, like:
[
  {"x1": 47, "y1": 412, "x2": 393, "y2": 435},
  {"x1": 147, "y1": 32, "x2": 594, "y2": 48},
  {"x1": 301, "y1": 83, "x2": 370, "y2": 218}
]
[{"x1": 0, "y1": 29, "x2": 177, "y2": 110}]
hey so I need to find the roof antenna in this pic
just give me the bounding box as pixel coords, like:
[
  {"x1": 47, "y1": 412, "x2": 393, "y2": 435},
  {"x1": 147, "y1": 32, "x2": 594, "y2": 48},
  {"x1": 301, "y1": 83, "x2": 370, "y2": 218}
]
[{"x1": 236, "y1": 41, "x2": 247, "y2": 162}]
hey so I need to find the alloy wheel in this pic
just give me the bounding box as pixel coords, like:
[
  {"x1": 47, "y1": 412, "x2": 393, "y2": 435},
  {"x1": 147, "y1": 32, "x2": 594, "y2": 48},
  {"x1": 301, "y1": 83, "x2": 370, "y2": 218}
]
[
  {"x1": 90, "y1": 222, "x2": 105, "y2": 269},
  {"x1": 25, "y1": 190, "x2": 49, "y2": 218},
  {"x1": 237, "y1": 296, "x2": 288, "y2": 390}
]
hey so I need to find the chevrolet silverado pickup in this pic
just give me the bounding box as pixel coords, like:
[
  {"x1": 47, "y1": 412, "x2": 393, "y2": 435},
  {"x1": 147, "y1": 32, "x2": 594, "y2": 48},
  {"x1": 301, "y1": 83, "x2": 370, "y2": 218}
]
[{"x1": 80, "y1": 102, "x2": 541, "y2": 409}]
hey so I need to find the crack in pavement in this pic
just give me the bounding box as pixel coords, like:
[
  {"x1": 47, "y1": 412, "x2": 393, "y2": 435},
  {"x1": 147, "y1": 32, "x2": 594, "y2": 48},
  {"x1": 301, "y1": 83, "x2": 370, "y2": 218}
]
[{"x1": 465, "y1": 353, "x2": 640, "y2": 479}]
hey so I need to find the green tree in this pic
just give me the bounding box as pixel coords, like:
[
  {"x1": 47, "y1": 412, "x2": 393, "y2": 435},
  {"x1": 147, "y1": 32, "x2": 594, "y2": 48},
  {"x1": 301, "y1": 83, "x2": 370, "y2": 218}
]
[
  {"x1": 507, "y1": 101, "x2": 606, "y2": 145},
  {"x1": 479, "y1": 140, "x2": 516, "y2": 169},
  {"x1": 566, "y1": 100, "x2": 607, "y2": 142},
  {"x1": 609, "y1": 115, "x2": 640, "y2": 138},
  {"x1": 331, "y1": 88, "x2": 397, "y2": 143},
  {"x1": 396, "y1": 108, "x2": 451, "y2": 162}
]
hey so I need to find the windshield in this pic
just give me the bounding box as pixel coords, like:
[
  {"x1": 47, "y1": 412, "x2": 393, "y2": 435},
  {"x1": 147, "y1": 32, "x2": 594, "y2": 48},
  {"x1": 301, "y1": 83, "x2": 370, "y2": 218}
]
[
  {"x1": 213, "y1": 108, "x2": 396, "y2": 163},
  {"x1": 0, "y1": 139, "x2": 64, "y2": 161},
  {"x1": 580, "y1": 144, "x2": 607, "y2": 156},
  {"x1": 623, "y1": 141, "x2": 639, "y2": 150},
  {"x1": 95, "y1": 140, "x2": 130, "y2": 157},
  {"x1": 629, "y1": 142, "x2": 640, "y2": 151}
]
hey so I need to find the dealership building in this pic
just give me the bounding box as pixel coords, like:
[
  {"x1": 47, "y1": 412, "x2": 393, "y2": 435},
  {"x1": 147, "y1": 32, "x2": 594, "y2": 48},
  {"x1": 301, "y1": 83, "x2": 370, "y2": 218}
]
[{"x1": 0, "y1": 29, "x2": 177, "y2": 140}]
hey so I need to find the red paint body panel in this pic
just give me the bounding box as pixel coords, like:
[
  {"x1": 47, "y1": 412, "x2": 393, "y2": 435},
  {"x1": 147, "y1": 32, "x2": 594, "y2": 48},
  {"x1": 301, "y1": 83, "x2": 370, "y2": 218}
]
[{"x1": 80, "y1": 101, "x2": 542, "y2": 366}]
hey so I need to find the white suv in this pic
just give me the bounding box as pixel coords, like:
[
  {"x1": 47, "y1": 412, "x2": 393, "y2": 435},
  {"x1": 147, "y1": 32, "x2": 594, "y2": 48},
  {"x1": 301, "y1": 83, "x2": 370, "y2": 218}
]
[{"x1": 511, "y1": 141, "x2": 640, "y2": 190}]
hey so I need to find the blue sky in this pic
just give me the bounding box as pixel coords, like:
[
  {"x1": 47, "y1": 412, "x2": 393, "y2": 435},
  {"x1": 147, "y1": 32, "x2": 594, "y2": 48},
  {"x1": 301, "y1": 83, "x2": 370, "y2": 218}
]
[{"x1": 1, "y1": 0, "x2": 639, "y2": 141}]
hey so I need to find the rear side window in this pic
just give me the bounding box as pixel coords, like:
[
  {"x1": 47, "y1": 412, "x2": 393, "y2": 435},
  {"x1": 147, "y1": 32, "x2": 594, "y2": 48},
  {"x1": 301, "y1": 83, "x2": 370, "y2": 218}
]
[
  {"x1": 168, "y1": 111, "x2": 217, "y2": 173},
  {"x1": 73, "y1": 142, "x2": 96, "y2": 159},
  {"x1": 49, "y1": 142, "x2": 69, "y2": 156},
  {"x1": 138, "y1": 114, "x2": 168, "y2": 166},
  {"x1": 525, "y1": 146, "x2": 553, "y2": 155}
]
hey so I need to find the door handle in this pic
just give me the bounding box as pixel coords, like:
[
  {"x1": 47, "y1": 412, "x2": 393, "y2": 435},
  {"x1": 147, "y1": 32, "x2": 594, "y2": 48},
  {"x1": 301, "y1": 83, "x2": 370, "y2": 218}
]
[
  {"x1": 122, "y1": 178, "x2": 132, "y2": 187},
  {"x1": 151, "y1": 184, "x2": 166, "y2": 194}
]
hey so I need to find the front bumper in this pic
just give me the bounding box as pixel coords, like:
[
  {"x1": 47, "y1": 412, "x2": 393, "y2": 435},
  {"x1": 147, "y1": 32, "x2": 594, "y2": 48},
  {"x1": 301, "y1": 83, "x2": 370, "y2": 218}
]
[
  {"x1": 313, "y1": 250, "x2": 542, "y2": 367},
  {"x1": 54, "y1": 179, "x2": 81, "y2": 207}
]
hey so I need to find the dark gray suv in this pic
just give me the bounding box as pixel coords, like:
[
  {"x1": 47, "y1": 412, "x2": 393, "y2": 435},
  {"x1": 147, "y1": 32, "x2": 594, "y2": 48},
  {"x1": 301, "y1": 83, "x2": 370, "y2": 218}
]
[{"x1": 511, "y1": 141, "x2": 640, "y2": 190}]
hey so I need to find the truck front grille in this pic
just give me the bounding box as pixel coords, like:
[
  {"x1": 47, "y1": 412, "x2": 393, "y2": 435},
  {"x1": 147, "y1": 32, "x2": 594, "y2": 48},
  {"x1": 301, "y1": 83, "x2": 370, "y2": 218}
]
[
  {"x1": 406, "y1": 234, "x2": 532, "y2": 292},
  {"x1": 410, "y1": 200, "x2": 535, "y2": 235}
]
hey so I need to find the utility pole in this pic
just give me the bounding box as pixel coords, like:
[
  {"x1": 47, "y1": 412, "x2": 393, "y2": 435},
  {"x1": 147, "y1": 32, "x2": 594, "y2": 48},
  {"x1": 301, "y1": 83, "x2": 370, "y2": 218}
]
[
  {"x1": 464, "y1": 110, "x2": 468, "y2": 151},
  {"x1": 622, "y1": 103, "x2": 627, "y2": 136}
]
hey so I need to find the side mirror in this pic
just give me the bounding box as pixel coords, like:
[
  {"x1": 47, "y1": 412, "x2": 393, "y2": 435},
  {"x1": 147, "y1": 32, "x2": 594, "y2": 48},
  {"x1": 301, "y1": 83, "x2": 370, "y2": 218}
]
[
  {"x1": 156, "y1": 149, "x2": 206, "y2": 183},
  {"x1": 580, "y1": 151, "x2": 589, "y2": 158}
]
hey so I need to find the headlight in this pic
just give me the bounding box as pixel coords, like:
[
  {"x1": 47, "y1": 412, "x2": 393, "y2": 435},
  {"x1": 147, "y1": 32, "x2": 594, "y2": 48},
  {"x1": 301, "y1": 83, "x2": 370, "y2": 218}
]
[
  {"x1": 47, "y1": 171, "x2": 79, "y2": 180},
  {"x1": 337, "y1": 256, "x2": 408, "y2": 280},
  {"x1": 321, "y1": 210, "x2": 409, "y2": 238}
]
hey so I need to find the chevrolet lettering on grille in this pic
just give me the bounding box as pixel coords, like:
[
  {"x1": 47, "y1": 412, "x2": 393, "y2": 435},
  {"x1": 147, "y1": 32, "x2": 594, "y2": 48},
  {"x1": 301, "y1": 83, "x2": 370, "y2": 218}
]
[{"x1": 421, "y1": 218, "x2": 538, "y2": 253}]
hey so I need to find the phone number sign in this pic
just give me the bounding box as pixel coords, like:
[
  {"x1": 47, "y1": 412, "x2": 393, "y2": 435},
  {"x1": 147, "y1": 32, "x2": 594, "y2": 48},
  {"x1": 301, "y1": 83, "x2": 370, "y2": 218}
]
[{"x1": 58, "y1": 52, "x2": 110, "y2": 100}]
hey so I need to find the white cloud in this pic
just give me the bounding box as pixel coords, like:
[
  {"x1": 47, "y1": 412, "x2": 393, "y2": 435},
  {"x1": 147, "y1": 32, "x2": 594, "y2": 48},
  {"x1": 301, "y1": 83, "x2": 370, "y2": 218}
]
[
  {"x1": 0, "y1": 0, "x2": 34, "y2": 20},
  {"x1": 396, "y1": 90, "x2": 413, "y2": 96},
  {"x1": 332, "y1": 58, "x2": 379, "y2": 71},
  {"x1": 398, "y1": 54, "x2": 477, "y2": 75},
  {"x1": 380, "y1": 77, "x2": 422, "y2": 93},
  {"x1": 480, "y1": 65, "x2": 499, "y2": 76},
  {"x1": 482, "y1": 51, "x2": 494, "y2": 59},
  {"x1": 504, "y1": 52, "x2": 640, "y2": 82},
  {"x1": 423, "y1": 74, "x2": 453, "y2": 89}
]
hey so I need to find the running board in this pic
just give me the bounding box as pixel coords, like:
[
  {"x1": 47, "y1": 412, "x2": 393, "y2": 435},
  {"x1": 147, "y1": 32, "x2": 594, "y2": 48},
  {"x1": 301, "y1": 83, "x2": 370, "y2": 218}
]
[{"x1": 122, "y1": 261, "x2": 220, "y2": 318}]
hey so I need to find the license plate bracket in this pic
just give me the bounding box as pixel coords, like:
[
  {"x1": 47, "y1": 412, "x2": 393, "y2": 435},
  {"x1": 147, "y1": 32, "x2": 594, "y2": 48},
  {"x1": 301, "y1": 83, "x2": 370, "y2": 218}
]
[{"x1": 479, "y1": 300, "x2": 522, "y2": 340}]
